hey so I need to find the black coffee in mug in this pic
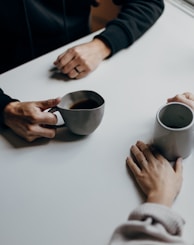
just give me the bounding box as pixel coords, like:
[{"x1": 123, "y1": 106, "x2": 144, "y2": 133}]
[
  {"x1": 152, "y1": 102, "x2": 194, "y2": 161},
  {"x1": 70, "y1": 99, "x2": 99, "y2": 109}
]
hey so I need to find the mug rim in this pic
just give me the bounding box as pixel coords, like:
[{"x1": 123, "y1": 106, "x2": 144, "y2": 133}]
[
  {"x1": 58, "y1": 90, "x2": 105, "y2": 111},
  {"x1": 156, "y1": 102, "x2": 194, "y2": 131}
]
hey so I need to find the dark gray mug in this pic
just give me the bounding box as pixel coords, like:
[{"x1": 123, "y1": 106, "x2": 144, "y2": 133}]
[
  {"x1": 50, "y1": 90, "x2": 105, "y2": 135},
  {"x1": 152, "y1": 102, "x2": 194, "y2": 161}
]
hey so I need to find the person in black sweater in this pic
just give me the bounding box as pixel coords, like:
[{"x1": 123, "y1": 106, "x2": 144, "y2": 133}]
[
  {"x1": 0, "y1": 0, "x2": 164, "y2": 140},
  {"x1": 0, "y1": 0, "x2": 164, "y2": 77}
]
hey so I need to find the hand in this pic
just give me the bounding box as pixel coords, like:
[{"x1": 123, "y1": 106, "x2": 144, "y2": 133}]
[
  {"x1": 126, "y1": 141, "x2": 183, "y2": 207},
  {"x1": 167, "y1": 92, "x2": 194, "y2": 110},
  {"x1": 3, "y1": 98, "x2": 61, "y2": 142},
  {"x1": 53, "y1": 38, "x2": 111, "y2": 79}
]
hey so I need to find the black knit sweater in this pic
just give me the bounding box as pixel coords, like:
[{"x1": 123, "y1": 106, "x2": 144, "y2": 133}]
[{"x1": 0, "y1": 0, "x2": 164, "y2": 74}]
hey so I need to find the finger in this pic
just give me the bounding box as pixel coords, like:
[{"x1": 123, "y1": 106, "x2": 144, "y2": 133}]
[
  {"x1": 54, "y1": 50, "x2": 73, "y2": 69},
  {"x1": 136, "y1": 141, "x2": 156, "y2": 162},
  {"x1": 75, "y1": 65, "x2": 84, "y2": 73},
  {"x1": 130, "y1": 144, "x2": 148, "y2": 167},
  {"x1": 20, "y1": 130, "x2": 41, "y2": 142},
  {"x1": 57, "y1": 51, "x2": 67, "y2": 61},
  {"x1": 167, "y1": 93, "x2": 194, "y2": 107},
  {"x1": 18, "y1": 124, "x2": 57, "y2": 142},
  {"x1": 170, "y1": 94, "x2": 194, "y2": 109},
  {"x1": 154, "y1": 152, "x2": 168, "y2": 163},
  {"x1": 28, "y1": 124, "x2": 57, "y2": 139},
  {"x1": 126, "y1": 157, "x2": 141, "y2": 175},
  {"x1": 75, "y1": 71, "x2": 89, "y2": 79},
  {"x1": 37, "y1": 111, "x2": 58, "y2": 125},
  {"x1": 150, "y1": 146, "x2": 168, "y2": 162},
  {"x1": 27, "y1": 110, "x2": 58, "y2": 125},
  {"x1": 167, "y1": 96, "x2": 177, "y2": 102},
  {"x1": 36, "y1": 127, "x2": 56, "y2": 139},
  {"x1": 167, "y1": 94, "x2": 183, "y2": 103},
  {"x1": 36, "y1": 98, "x2": 61, "y2": 111},
  {"x1": 60, "y1": 57, "x2": 79, "y2": 74},
  {"x1": 183, "y1": 92, "x2": 194, "y2": 101},
  {"x1": 67, "y1": 68, "x2": 80, "y2": 79}
]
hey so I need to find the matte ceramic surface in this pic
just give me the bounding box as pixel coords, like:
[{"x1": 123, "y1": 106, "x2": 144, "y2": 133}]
[
  {"x1": 152, "y1": 102, "x2": 194, "y2": 161},
  {"x1": 51, "y1": 90, "x2": 105, "y2": 135}
]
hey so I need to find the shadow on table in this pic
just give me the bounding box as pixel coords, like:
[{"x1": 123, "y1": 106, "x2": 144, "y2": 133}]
[
  {"x1": 0, "y1": 127, "x2": 86, "y2": 149},
  {"x1": 49, "y1": 67, "x2": 71, "y2": 82},
  {"x1": 53, "y1": 126, "x2": 87, "y2": 142}
]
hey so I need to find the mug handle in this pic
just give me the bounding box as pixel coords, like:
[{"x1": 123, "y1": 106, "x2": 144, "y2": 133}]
[{"x1": 48, "y1": 107, "x2": 66, "y2": 128}]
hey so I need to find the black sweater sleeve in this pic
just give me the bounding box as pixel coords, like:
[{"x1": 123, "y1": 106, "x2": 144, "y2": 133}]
[
  {"x1": 95, "y1": 0, "x2": 164, "y2": 56},
  {"x1": 0, "y1": 88, "x2": 18, "y2": 127}
]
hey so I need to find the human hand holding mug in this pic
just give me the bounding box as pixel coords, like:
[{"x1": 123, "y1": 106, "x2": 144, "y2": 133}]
[{"x1": 167, "y1": 92, "x2": 194, "y2": 110}]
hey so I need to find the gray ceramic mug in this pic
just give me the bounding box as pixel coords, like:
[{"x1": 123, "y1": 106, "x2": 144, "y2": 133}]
[
  {"x1": 50, "y1": 90, "x2": 105, "y2": 135},
  {"x1": 152, "y1": 102, "x2": 194, "y2": 161}
]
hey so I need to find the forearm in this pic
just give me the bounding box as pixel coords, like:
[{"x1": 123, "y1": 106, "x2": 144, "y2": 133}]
[
  {"x1": 109, "y1": 203, "x2": 187, "y2": 245},
  {"x1": 95, "y1": 0, "x2": 164, "y2": 56}
]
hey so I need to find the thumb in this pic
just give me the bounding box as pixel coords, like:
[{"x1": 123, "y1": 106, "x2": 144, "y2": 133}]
[{"x1": 36, "y1": 97, "x2": 61, "y2": 111}]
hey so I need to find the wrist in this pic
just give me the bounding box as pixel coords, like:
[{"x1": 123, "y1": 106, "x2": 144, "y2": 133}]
[
  {"x1": 3, "y1": 101, "x2": 20, "y2": 127},
  {"x1": 0, "y1": 93, "x2": 18, "y2": 127},
  {"x1": 4, "y1": 101, "x2": 19, "y2": 112},
  {"x1": 147, "y1": 192, "x2": 174, "y2": 207},
  {"x1": 1, "y1": 100, "x2": 19, "y2": 128},
  {"x1": 92, "y1": 38, "x2": 111, "y2": 59}
]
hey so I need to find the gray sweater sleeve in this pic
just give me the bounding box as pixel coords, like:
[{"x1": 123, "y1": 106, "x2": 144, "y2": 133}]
[{"x1": 109, "y1": 203, "x2": 189, "y2": 245}]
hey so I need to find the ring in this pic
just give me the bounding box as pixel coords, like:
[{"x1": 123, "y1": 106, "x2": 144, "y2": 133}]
[{"x1": 74, "y1": 66, "x2": 81, "y2": 73}]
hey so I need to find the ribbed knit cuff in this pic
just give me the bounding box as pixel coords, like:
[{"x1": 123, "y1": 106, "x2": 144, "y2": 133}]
[
  {"x1": 129, "y1": 203, "x2": 185, "y2": 236},
  {"x1": 94, "y1": 22, "x2": 133, "y2": 57}
]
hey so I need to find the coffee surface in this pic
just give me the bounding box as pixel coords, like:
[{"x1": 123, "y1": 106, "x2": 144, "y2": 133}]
[{"x1": 70, "y1": 99, "x2": 99, "y2": 109}]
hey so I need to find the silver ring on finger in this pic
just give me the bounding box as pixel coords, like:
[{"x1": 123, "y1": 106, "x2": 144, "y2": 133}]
[{"x1": 74, "y1": 66, "x2": 81, "y2": 74}]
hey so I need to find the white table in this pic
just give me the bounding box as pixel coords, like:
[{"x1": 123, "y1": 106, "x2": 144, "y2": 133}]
[{"x1": 0, "y1": 2, "x2": 194, "y2": 244}]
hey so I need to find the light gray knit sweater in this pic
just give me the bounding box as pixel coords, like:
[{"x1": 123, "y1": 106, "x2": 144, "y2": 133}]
[{"x1": 109, "y1": 203, "x2": 189, "y2": 245}]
